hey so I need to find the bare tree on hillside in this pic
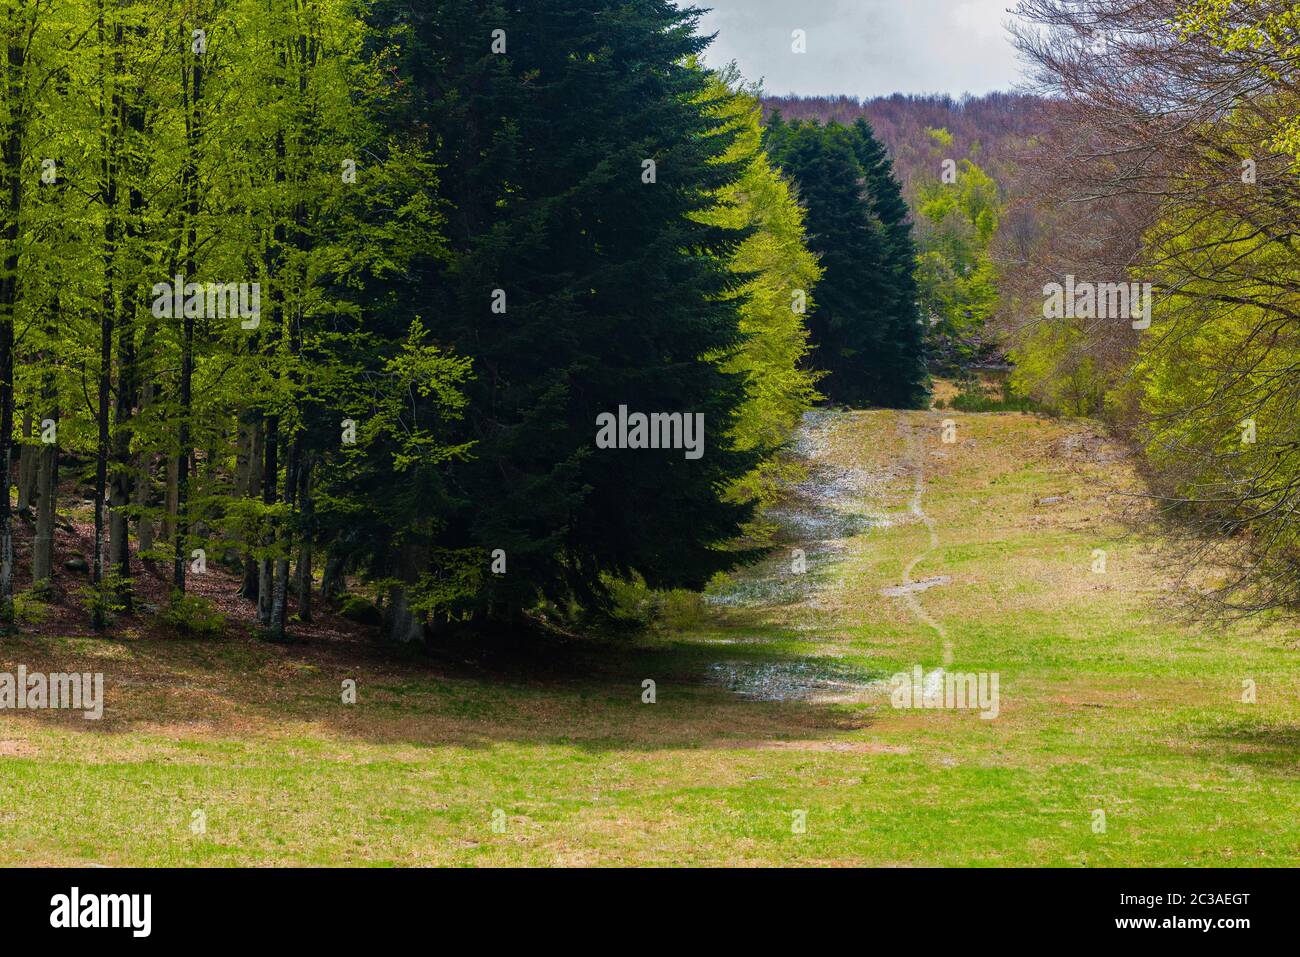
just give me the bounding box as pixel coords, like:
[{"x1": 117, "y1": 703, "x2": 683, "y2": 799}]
[{"x1": 1008, "y1": 0, "x2": 1300, "y2": 620}]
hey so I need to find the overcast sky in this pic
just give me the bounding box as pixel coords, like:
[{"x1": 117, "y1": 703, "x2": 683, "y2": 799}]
[{"x1": 681, "y1": 0, "x2": 1026, "y2": 99}]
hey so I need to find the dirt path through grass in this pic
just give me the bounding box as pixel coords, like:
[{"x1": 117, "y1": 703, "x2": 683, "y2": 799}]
[{"x1": 894, "y1": 415, "x2": 952, "y2": 667}]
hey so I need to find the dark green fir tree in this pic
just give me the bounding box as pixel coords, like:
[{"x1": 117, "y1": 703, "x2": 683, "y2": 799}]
[
  {"x1": 766, "y1": 118, "x2": 928, "y2": 408},
  {"x1": 372, "y1": 0, "x2": 761, "y2": 621}
]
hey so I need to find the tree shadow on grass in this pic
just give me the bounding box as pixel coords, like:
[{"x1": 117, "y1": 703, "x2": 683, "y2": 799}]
[
  {"x1": 0, "y1": 628, "x2": 882, "y2": 755},
  {"x1": 1197, "y1": 718, "x2": 1300, "y2": 776}
]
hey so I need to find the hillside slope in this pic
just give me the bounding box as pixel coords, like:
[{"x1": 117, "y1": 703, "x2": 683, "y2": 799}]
[
  {"x1": 2, "y1": 408, "x2": 1298, "y2": 865},
  {"x1": 762, "y1": 91, "x2": 1051, "y2": 196}
]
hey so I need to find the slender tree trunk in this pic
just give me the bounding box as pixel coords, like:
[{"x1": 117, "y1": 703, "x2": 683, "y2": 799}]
[
  {"x1": 258, "y1": 416, "x2": 278, "y2": 626},
  {"x1": 91, "y1": 2, "x2": 124, "y2": 630},
  {"x1": 0, "y1": 24, "x2": 30, "y2": 628},
  {"x1": 384, "y1": 545, "x2": 426, "y2": 644},
  {"x1": 134, "y1": 452, "x2": 153, "y2": 554},
  {"x1": 238, "y1": 412, "x2": 262, "y2": 600},
  {"x1": 169, "y1": 350, "x2": 189, "y2": 588},
  {"x1": 16, "y1": 410, "x2": 34, "y2": 511},
  {"x1": 259, "y1": 38, "x2": 291, "y2": 637},
  {"x1": 193, "y1": 445, "x2": 218, "y2": 542},
  {"x1": 32, "y1": 429, "x2": 57, "y2": 594},
  {"x1": 109, "y1": 56, "x2": 147, "y2": 602},
  {"x1": 321, "y1": 552, "x2": 345, "y2": 602},
  {"x1": 269, "y1": 424, "x2": 299, "y2": 638},
  {"x1": 93, "y1": 294, "x2": 112, "y2": 628},
  {"x1": 271, "y1": 554, "x2": 290, "y2": 633},
  {"x1": 296, "y1": 457, "x2": 312, "y2": 622},
  {"x1": 93, "y1": 267, "x2": 112, "y2": 628},
  {"x1": 108, "y1": 390, "x2": 133, "y2": 600},
  {"x1": 161, "y1": 452, "x2": 178, "y2": 546},
  {"x1": 134, "y1": 383, "x2": 154, "y2": 557},
  {"x1": 32, "y1": 297, "x2": 59, "y2": 595},
  {"x1": 385, "y1": 584, "x2": 425, "y2": 643},
  {"x1": 268, "y1": 433, "x2": 293, "y2": 638},
  {"x1": 172, "y1": 41, "x2": 202, "y2": 595},
  {"x1": 257, "y1": 557, "x2": 272, "y2": 623}
]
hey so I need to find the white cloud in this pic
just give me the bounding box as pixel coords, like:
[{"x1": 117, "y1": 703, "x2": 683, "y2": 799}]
[
  {"x1": 684, "y1": 0, "x2": 1025, "y2": 98},
  {"x1": 951, "y1": 0, "x2": 1014, "y2": 41}
]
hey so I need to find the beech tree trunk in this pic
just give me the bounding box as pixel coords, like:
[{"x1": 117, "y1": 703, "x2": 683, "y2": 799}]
[
  {"x1": 135, "y1": 450, "x2": 154, "y2": 556},
  {"x1": 109, "y1": 58, "x2": 148, "y2": 602},
  {"x1": 161, "y1": 453, "x2": 178, "y2": 548},
  {"x1": 32, "y1": 299, "x2": 59, "y2": 595},
  {"x1": 32, "y1": 415, "x2": 57, "y2": 593},
  {"x1": 172, "y1": 39, "x2": 202, "y2": 595},
  {"x1": 240, "y1": 446, "x2": 262, "y2": 600},
  {"x1": 16, "y1": 411, "x2": 34, "y2": 511},
  {"x1": 383, "y1": 545, "x2": 426, "y2": 644},
  {"x1": 257, "y1": 416, "x2": 278, "y2": 626},
  {"x1": 295, "y1": 458, "x2": 312, "y2": 621},
  {"x1": 269, "y1": 433, "x2": 299, "y2": 638},
  {"x1": 0, "y1": 27, "x2": 30, "y2": 627},
  {"x1": 320, "y1": 552, "x2": 345, "y2": 602}
]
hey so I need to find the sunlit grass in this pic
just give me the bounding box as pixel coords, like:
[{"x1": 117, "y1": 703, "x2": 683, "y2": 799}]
[{"x1": 1, "y1": 409, "x2": 1298, "y2": 866}]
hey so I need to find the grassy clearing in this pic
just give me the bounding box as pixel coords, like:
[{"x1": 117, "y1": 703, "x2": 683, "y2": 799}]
[{"x1": 2, "y1": 408, "x2": 1298, "y2": 866}]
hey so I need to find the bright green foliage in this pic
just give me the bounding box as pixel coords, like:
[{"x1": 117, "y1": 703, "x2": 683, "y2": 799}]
[
  {"x1": 1179, "y1": 0, "x2": 1300, "y2": 165},
  {"x1": 913, "y1": 131, "x2": 1001, "y2": 368},
  {"x1": 693, "y1": 67, "x2": 823, "y2": 504},
  {"x1": 0, "y1": 0, "x2": 840, "y2": 640},
  {"x1": 1126, "y1": 205, "x2": 1300, "y2": 602},
  {"x1": 0, "y1": 0, "x2": 472, "y2": 637},
  {"x1": 1008, "y1": 323, "x2": 1107, "y2": 417}
]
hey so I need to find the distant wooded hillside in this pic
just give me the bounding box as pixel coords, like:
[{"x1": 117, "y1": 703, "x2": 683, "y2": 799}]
[{"x1": 762, "y1": 92, "x2": 1052, "y2": 196}]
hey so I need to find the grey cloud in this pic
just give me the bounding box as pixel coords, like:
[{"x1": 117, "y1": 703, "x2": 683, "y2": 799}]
[{"x1": 680, "y1": 0, "x2": 1025, "y2": 97}]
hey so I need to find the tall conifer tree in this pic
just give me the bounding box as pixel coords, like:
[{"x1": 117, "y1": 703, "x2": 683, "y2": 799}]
[
  {"x1": 766, "y1": 118, "x2": 927, "y2": 407},
  {"x1": 845, "y1": 118, "x2": 926, "y2": 407},
  {"x1": 372, "y1": 0, "x2": 759, "y2": 620}
]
